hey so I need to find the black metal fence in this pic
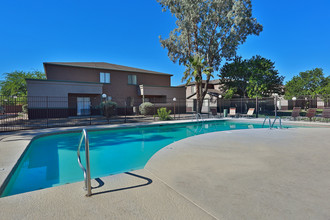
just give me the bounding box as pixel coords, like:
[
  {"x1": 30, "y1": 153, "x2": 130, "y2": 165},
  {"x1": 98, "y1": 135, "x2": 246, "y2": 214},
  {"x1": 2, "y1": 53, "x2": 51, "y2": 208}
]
[{"x1": 0, "y1": 95, "x2": 329, "y2": 132}]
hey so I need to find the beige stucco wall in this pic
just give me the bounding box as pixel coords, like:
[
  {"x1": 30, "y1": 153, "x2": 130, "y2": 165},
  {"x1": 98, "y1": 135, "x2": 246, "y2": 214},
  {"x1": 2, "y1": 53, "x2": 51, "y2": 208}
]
[
  {"x1": 26, "y1": 80, "x2": 103, "y2": 108},
  {"x1": 186, "y1": 93, "x2": 217, "y2": 113},
  {"x1": 44, "y1": 64, "x2": 172, "y2": 101},
  {"x1": 139, "y1": 85, "x2": 186, "y2": 100}
]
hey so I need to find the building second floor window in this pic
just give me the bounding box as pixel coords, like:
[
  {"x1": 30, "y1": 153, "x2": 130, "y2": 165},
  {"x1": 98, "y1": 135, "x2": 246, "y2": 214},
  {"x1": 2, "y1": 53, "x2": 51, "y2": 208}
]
[
  {"x1": 128, "y1": 75, "x2": 137, "y2": 85},
  {"x1": 100, "y1": 72, "x2": 110, "y2": 83}
]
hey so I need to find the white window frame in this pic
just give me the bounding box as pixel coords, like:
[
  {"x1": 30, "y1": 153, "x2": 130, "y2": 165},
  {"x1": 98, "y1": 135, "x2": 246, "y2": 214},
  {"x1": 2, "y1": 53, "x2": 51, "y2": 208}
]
[
  {"x1": 100, "y1": 72, "x2": 110, "y2": 83},
  {"x1": 128, "y1": 74, "x2": 137, "y2": 85}
]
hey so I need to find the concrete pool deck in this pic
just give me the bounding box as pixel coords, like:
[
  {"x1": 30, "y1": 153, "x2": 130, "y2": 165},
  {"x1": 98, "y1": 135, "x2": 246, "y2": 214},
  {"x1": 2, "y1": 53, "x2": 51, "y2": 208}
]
[{"x1": 0, "y1": 120, "x2": 330, "y2": 219}]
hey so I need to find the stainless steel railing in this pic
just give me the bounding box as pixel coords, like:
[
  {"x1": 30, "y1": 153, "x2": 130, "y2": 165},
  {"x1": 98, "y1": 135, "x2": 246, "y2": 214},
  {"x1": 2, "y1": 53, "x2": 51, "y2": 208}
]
[
  {"x1": 262, "y1": 116, "x2": 272, "y2": 128},
  {"x1": 77, "y1": 129, "x2": 92, "y2": 197},
  {"x1": 272, "y1": 116, "x2": 282, "y2": 129},
  {"x1": 193, "y1": 113, "x2": 204, "y2": 122},
  {"x1": 262, "y1": 116, "x2": 283, "y2": 129}
]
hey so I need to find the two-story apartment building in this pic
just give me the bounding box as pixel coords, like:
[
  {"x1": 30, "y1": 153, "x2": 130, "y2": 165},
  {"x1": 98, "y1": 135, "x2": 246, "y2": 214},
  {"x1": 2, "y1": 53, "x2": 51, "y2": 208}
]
[
  {"x1": 26, "y1": 62, "x2": 185, "y2": 118},
  {"x1": 182, "y1": 80, "x2": 224, "y2": 112}
]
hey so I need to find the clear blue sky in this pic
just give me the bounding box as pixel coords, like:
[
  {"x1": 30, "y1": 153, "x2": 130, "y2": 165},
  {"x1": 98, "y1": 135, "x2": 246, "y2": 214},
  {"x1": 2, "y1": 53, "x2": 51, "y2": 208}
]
[{"x1": 0, "y1": 0, "x2": 329, "y2": 85}]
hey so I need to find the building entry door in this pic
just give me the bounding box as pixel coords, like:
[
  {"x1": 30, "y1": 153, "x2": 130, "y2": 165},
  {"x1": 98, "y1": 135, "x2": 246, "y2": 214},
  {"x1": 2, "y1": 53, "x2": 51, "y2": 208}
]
[{"x1": 77, "y1": 97, "x2": 91, "y2": 116}]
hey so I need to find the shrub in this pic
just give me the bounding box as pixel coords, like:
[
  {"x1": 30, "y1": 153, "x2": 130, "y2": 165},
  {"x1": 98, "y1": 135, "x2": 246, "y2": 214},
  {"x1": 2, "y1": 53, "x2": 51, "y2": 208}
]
[
  {"x1": 155, "y1": 107, "x2": 172, "y2": 121},
  {"x1": 22, "y1": 104, "x2": 28, "y2": 113},
  {"x1": 139, "y1": 102, "x2": 154, "y2": 115},
  {"x1": 99, "y1": 101, "x2": 117, "y2": 119}
]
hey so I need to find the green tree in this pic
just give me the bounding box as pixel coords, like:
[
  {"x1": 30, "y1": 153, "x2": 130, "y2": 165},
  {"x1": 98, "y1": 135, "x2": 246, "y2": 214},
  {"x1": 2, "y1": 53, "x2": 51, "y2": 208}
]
[
  {"x1": 285, "y1": 68, "x2": 330, "y2": 106},
  {"x1": 319, "y1": 76, "x2": 330, "y2": 106},
  {"x1": 219, "y1": 55, "x2": 284, "y2": 98},
  {"x1": 158, "y1": 0, "x2": 262, "y2": 112},
  {"x1": 0, "y1": 70, "x2": 45, "y2": 96},
  {"x1": 284, "y1": 68, "x2": 326, "y2": 99},
  {"x1": 183, "y1": 54, "x2": 213, "y2": 103}
]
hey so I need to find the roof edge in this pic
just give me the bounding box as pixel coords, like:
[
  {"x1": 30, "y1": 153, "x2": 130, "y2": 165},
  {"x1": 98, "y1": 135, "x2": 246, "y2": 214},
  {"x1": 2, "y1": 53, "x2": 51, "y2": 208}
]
[{"x1": 43, "y1": 62, "x2": 173, "y2": 76}]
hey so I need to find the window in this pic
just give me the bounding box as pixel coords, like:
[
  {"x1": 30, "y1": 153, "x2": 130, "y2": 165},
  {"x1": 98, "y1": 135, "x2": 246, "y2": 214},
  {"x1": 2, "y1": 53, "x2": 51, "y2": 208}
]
[
  {"x1": 191, "y1": 85, "x2": 196, "y2": 94},
  {"x1": 100, "y1": 72, "x2": 110, "y2": 83},
  {"x1": 203, "y1": 99, "x2": 209, "y2": 107},
  {"x1": 128, "y1": 75, "x2": 137, "y2": 85}
]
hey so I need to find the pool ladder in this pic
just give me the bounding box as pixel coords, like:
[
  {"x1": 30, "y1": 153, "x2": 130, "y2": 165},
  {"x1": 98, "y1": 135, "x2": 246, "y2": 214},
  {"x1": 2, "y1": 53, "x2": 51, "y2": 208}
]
[
  {"x1": 262, "y1": 116, "x2": 282, "y2": 129},
  {"x1": 77, "y1": 129, "x2": 92, "y2": 197},
  {"x1": 193, "y1": 113, "x2": 204, "y2": 123},
  {"x1": 192, "y1": 113, "x2": 205, "y2": 133}
]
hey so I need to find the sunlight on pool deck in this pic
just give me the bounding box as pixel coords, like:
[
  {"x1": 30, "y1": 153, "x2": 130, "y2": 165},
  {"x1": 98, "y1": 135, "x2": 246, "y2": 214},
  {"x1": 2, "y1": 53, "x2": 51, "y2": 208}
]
[{"x1": 0, "y1": 120, "x2": 330, "y2": 219}]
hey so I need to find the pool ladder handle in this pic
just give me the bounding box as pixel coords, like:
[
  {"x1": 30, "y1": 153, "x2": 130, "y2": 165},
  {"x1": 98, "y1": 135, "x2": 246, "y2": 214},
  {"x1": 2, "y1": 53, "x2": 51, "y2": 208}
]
[
  {"x1": 77, "y1": 129, "x2": 92, "y2": 197},
  {"x1": 262, "y1": 116, "x2": 282, "y2": 129},
  {"x1": 193, "y1": 113, "x2": 204, "y2": 123}
]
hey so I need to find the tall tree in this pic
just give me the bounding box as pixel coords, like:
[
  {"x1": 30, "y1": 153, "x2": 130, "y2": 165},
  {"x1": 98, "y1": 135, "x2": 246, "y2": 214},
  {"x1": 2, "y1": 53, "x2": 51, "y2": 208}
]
[
  {"x1": 158, "y1": 0, "x2": 262, "y2": 112},
  {"x1": 218, "y1": 56, "x2": 249, "y2": 97},
  {"x1": 0, "y1": 70, "x2": 45, "y2": 96},
  {"x1": 219, "y1": 55, "x2": 284, "y2": 98},
  {"x1": 319, "y1": 76, "x2": 330, "y2": 106},
  {"x1": 285, "y1": 68, "x2": 329, "y2": 107}
]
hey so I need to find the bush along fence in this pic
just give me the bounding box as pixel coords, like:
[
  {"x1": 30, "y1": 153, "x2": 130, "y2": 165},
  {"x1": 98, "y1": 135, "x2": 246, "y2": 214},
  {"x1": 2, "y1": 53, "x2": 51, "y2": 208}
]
[{"x1": 0, "y1": 95, "x2": 329, "y2": 132}]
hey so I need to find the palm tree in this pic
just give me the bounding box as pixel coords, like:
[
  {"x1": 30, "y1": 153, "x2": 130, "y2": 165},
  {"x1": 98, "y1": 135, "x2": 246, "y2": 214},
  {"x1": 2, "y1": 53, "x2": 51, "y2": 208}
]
[{"x1": 183, "y1": 54, "x2": 213, "y2": 113}]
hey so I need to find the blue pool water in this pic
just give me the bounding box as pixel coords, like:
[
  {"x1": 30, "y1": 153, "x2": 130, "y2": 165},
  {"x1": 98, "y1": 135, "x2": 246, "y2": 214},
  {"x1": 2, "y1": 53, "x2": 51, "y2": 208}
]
[{"x1": 1, "y1": 120, "x2": 291, "y2": 197}]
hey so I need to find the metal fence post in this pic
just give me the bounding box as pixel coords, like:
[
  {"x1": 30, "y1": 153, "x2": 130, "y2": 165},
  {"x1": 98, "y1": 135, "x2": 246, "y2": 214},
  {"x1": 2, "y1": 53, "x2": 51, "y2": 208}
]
[
  {"x1": 178, "y1": 99, "x2": 181, "y2": 119},
  {"x1": 46, "y1": 96, "x2": 49, "y2": 128},
  {"x1": 275, "y1": 95, "x2": 277, "y2": 118},
  {"x1": 256, "y1": 96, "x2": 259, "y2": 118},
  {"x1": 153, "y1": 98, "x2": 156, "y2": 121},
  {"x1": 124, "y1": 101, "x2": 127, "y2": 123},
  {"x1": 208, "y1": 99, "x2": 210, "y2": 118},
  {"x1": 173, "y1": 98, "x2": 176, "y2": 120}
]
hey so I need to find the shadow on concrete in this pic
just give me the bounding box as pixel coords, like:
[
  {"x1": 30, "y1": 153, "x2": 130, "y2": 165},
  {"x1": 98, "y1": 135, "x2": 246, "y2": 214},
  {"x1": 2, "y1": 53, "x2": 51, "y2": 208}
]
[
  {"x1": 91, "y1": 172, "x2": 152, "y2": 196},
  {"x1": 92, "y1": 178, "x2": 105, "y2": 189}
]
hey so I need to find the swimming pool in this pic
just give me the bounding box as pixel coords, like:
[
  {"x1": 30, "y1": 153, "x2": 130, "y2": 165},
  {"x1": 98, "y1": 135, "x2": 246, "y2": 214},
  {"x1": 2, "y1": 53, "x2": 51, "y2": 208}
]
[{"x1": 0, "y1": 120, "x2": 290, "y2": 197}]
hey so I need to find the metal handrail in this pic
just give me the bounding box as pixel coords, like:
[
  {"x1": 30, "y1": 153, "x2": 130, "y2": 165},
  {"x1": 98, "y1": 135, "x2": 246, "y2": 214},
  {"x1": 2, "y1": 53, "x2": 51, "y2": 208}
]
[
  {"x1": 192, "y1": 113, "x2": 204, "y2": 133},
  {"x1": 77, "y1": 129, "x2": 92, "y2": 197},
  {"x1": 262, "y1": 116, "x2": 272, "y2": 128},
  {"x1": 195, "y1": 113, "x2": 204, "y2": 122},
  {"x1": 272, "y1": 116, "x2": 282, "y2": 129}
]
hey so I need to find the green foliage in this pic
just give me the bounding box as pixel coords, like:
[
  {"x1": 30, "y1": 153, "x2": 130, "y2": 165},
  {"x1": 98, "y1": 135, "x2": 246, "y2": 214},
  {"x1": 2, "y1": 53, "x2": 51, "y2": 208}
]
[
  {"x1": 99, "y1": 101, "x2": 117, "y2": 119},
  {"x1": 0, "y1": 70, "x2": 45, "y2": 96},
  {"x1": 22, "y1": 104, "x2": 28, "y2": 114},
  {"x1": 155, "y1": 107, "x2": 172, "y2": 121},
  {"x1": 319, "y1": 76, "x2": 330, "y2": 105},
  {"x1": 183, "y1": 55, "x2": 213, "y2": 84},
  {"x1": 99, "y1": 100, "x2": 117, "y2": 108},
  {"x1": 224, "y1": 88, "x2": 237, "y2": 99},
  {"x1": 183, "y1": 54, "x2": 214, "y2": 112},
  {"x1": 158, "y1": 0, "x2": 263, "y2": 112},
  {"x1": 219, "y1": 55, "x2": 284, "y2": 98},
  {"x1": 284, "y1": 68, "x2": 328, "y2": 99},
  {"x1": 158, "y1": 0, "x2": 263, "y2": 67},
  {"x1": 139, "y1": 102, "x2": 154, "y2": 115}
]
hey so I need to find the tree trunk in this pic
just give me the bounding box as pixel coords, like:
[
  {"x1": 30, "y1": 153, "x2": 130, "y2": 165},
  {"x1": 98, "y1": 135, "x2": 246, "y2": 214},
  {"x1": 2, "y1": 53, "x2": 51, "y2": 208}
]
[
  {"x1": 196, "y1": 80, "x2": 207, "y2": 114},
  {"x1": 196, "y1": 81, "x2": 201, "y2": 113}
]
